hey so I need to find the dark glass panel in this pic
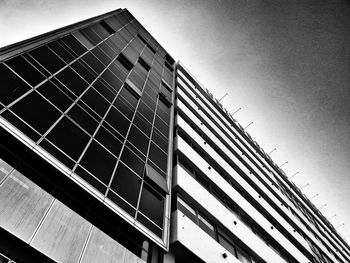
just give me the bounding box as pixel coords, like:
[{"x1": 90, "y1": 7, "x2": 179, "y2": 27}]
[
  {"x1": 0, "y1": 63, "x2": 31, "y2": 107},
  {"x1": 107, "y1": 190, "x2": 136, "y2": 217},
  {"x1": 46, "y1": 117, "x2": 90, "y2": 160},
  {"x1": 138, "y1": 34, "x2": 147, "y2": 45},
  {"x1": 218, "y1": 233, "x2": 236, "y2": 257},
  {"x1": 95, "y1": 126, "x2": 123, "y2": 157},
  {"x1": 133, "y1": 113, "x2": 152, "y2": 138},
  {"x1": 128, "y1": 71, "x2": 145, "y2": 91},
  {"x1": 138, "y1": 183, "x2": 164, "y2": 227},
  {"x1": 110, "y1": 162, "x2": 141, "y2": 207},
  {"x1": 91, "y1": 46, "x2": 111, "y2": 66},
  {"x1": 140, "y1": 93, "x2": 156, "y2": 112},
  {"x1": 105, "y1": 107, "x2": 130, "y2": 137},
  {"x1": 10, "y1": 91, "x2": 61, "y2": 134},
  {"x1": 154, "y1": 116, "x2": 169, "y2": 138},
  {"x1": 158, "y1": 98, "x2": 171, "y2": 114},
  {"x1": 5, "y1": 55, "x2": 45, "y2": 87},
  {"x1": 152, "y1": 129, "x2": 168, "y2": 153},
  {"x1": 198, "y1": 214, "x2": 216, "y2": 239},
  {"x1": 109, "y1": 33, "x2": 128, "y2": 51},
  {"x1": 100, "y1": 20, "x2": 115, "y2": 35},
  {"x1": 92, "y1": 79, "x2": 116, "y2": 103},
  {"x1": 119, "y1": 85, "x2": 139, "y2": 109},
  {"x1": 60, "y1": 34, "x2": 88, "y2": 56},
  {"x1": 81, "y1": 52, "x2": 105, "y2": 75},
  {"x1": 127, "y1": 125, "x2": 149, "y2": 156},
  {"x1": 120, "y1": 147, "x2": 145, "y2": 177},
  {"x1": 1, "y1": 111, "x2": 41, "y2": 142},
  {"x1": 37, "y1": 80, "x2": 73, "y2": 112},
  {"x1": 116, "y1": 53, "x2": 133, "y2": 72},
  {"x1": 80, "y1": 27, "x2": 102, "y2": 45},
  {"x1": 81, "y1": 88, "x2": 109, "y2": 117},
  {"x1": 100, "y1": 69, "x2": 123, "y2": 94},
  {"x1": 55, "y1": 67, "x2": 88, "y2": 98},
  {"x1": 148, "y1": 143, "x2": 167, "y2": 173},
  {"x1": 39, "y1": 139, "x2": 75, "y2": 169},
  {"x1": 136, "y1": 213, "x2": 162, "y2": 238},
  {"x1": 48, "y1": 40, "x2": 75, "y2": 64},
  {"x1": 79, "y1": 141, "x2": 116, "y2": 184},
  {"x1": 113, "y1": 97, "x2": 134, "y2": 120},
  {"x1": 77, "y1": 100, "x2": 101, "y2": 123},
  {"x1": 156, "y1": 105, "x2": 170, "y2": 125},
  {"x1": 74, "y1": 166, "x2": 107, "y2": 193},
  {"x1": 137, "y1": 101, "x2": 154, "y2": 123},
  {"x1": 50, "y1": 77, "x2": 76, "y2": 100},
  {"x1": 98, "y1": 41, "x2": 117, "y2": 59},
  {"x1": 138, "y1": 57, "x2": 150, "y2": 72},
  {"x1": 29, "y1": 45, "x2": 65, "y2": 74},
  {"x1": 108, "y1": 61, "x2": 128, "y2": 82},
  {"x1": 92, "y1": 23, "x2": 109, "y2": 40},
  {"x1": 70, "y1": 60, "x2": 96, "y2": 83},
  {"x1": 67, "y1": 104, "x2": 98, "y2": 135}
]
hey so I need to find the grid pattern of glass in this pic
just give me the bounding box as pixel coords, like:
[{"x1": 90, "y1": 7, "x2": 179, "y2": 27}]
[{"x1": 0, "y1": 10, "x2": 174, "y2": 239}]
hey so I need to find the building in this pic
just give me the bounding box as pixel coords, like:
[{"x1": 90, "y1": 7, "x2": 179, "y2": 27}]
[{"x1": 0, "y1": 8, "x2": 349, "y2": 263}]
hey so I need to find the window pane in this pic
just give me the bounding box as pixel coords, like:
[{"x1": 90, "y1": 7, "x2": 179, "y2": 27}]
[
  {"x1": 0, "y1": 63, "x2": 31, "y2": 107},
  {"x1": 151, "y1": 129, "x2": 168, "y2": 153},
  {"x1": 29, "y1": 45, "x2": 66, "y2": 74},
  {"x1": 154, "y1": 116, "x2": 169, "y2": 138},
  {"x1": 198, "y1": 214, "x2": 216, "y2": 239},
  {"x1": 1, "y1": 110, "x2": 41, "y2": 142},
  {"x1": 70, "y1": 60, "x2": 96, "y2": 83},
  {"x1": 0, "y1": 170, "x2": 54, "y2": 242},
  {"x1": 81, "y1": 52, "x2": 105, "y2": 75},
  {"x1": 79, "y1": 141, "x2": 116, "y2": 184},
  {"x1": 236, "y1": 247, "x2": 251, "y2": 263},
  {"x1": 101, "y1": 69, "x2": 123, "y2": 94},
  {"x1": 148, "y1": 142, "x2": 167, "y2": 173},
  {"x1": 95, "y1": 126, "x2": 123, "y2": 157},
  {"x1": 46, "y1": 117, "x2": 90, "y2": 160},
  {"x1": 68, "y1": 104, "x2": 99, "y2": 135},
  {"x1": 105, "y1": 107, "x2": 130, "y2": 137},
  {"x1": 36, "y1": 80, "x2": 73, "y2": 112},
  {"x1": 218, "y1": 234, "x2": 236, "y2": 257},
  {"x1": 55, "y1": 67, "x2": 88, "y2": 98},
  {"x1": 138, "y1": 183, "x2": 164, "y2": 227},
  {"x1": 47, "y1": 40, "x2": 75, "y2": 64},
  {"x1": 60, "y1": 34, "x2": 88, "y2": 56},
  {"x1": 93, "y1": 79, "x2": 116, "y2": 103},
  {"x1": 113, "y1": 96, "x2": 134, "y2": 120},
  {"x1": 127, "y1": 125, "x2": 149, "y2": 156},
  {"x1": 5, "y1": 55, "x2": 46, "y2": 87},
  {"x1": 31, "y1": 200, "x2": 91, "y2": 263},
  {"x1": 120, "y1": 147, "x2": 145, "y2": 177},
  {"x1": 81, "y1": 88, "x2": 110, "y2": 117},
  {"x1": 10, "y1": 91, "x2": 61, "y2": 134},
  {"x1": 137, "y1": 101, "x2": 154, "y2": 123},
  {"x1": 133, "y1": 113, "x2": 152, "y2": 137},
  {"x1": 110, "y1": 163, "x2": 141, "y2": 207},
  {"x1": 74, "y1": 166, "x2": 106, "y2": 193},
  {"x1": 39, "y1": 139, "x2": 75, "y2": 169}
]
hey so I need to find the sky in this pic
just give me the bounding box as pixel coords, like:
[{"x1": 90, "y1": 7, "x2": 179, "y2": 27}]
[{"x1": 1, "y1": 0, "x2": 349, "y2": 242}]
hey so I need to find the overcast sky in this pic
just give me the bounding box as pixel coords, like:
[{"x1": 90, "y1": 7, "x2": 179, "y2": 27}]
[{"x1": 1, "y1": 0, "x2": 349, "y2": 242}]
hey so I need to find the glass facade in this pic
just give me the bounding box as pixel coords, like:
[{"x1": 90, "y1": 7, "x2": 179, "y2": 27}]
[{"x1": 0, "y1": 9, "x2": 174, "y2": 262}]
